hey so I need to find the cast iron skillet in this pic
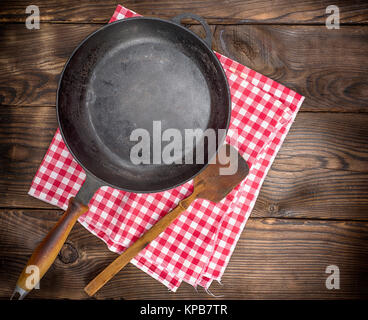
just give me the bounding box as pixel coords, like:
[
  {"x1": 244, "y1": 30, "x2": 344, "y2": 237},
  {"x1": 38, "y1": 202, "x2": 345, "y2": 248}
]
[{"x1": 13, "y1": 13, "x2": 231, "y2": 299}]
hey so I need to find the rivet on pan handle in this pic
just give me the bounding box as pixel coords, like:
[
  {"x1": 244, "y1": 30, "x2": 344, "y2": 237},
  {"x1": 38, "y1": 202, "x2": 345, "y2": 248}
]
[{"x1": 171, "y1": 13, "x2": 212, "y2": 49}]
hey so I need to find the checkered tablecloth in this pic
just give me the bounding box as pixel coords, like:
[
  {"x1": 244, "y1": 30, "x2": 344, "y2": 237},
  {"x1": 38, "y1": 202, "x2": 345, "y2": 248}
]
[{"x1": 29, "y1": 5, "x2": 304, "y2": 292}]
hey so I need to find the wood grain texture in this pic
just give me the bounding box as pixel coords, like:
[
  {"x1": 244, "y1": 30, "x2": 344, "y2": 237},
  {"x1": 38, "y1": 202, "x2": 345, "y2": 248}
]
[
  {"x1": 0, "y1": 24, "x2": 99, "y2": 107},
  {"x1": 0, "y1": 209, "x2": 367, "y2": 299},
  {"x1": 1, "y1": 106, "x2": 368, "y2": 220},
  {"x1": 0, "y1": 0, "x2": 367, "y2": 24},
  {"x1": 1, "y1": 24, "x2": 368, "y2": 111},
  {"x1": 0, "y1": 106, "x2": 57, "y2": 208},
  {"x1": 213, "y1": 25, "x2": 368, "y2": 112},
  {"x1": 251, "y1": 112, "x2": 368, "y2": 220}
]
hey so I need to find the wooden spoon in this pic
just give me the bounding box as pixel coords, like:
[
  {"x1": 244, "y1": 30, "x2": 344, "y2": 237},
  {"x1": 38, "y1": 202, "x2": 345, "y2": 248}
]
[{"x1": 84, "y1": 144, "x2": 249, "y2": 296}]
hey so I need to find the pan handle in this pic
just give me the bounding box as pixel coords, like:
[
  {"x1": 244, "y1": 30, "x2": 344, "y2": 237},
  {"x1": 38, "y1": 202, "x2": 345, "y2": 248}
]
[
  {"x1": 11, "y1": 174, "x2": 101, "y2": 299},
  {"x1": 171, "y1": 13, "x2": 212, "y2": 49}
]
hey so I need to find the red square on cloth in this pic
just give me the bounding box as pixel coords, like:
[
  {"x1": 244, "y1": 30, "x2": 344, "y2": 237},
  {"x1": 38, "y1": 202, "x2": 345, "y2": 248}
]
[{"x1": 28, "y1": 5, "x2": 304, "y2": 292}]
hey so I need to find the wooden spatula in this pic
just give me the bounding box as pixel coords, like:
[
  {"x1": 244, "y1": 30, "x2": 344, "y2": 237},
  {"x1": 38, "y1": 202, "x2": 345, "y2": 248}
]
[{"x1": 84, "y1": 144, "x2": 249, "y2": 296}]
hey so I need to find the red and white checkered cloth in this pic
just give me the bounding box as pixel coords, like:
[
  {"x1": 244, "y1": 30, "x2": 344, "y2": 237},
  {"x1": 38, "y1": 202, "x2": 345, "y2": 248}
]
[{"x1": 29, "y1": 5, "x2": 304, "y2": 292}]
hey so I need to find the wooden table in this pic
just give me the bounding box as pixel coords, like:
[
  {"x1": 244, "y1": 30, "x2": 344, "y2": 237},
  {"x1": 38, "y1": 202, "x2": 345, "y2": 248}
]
[{"x1": 1, "y1": 1, "x2": 368, "y2": 300}]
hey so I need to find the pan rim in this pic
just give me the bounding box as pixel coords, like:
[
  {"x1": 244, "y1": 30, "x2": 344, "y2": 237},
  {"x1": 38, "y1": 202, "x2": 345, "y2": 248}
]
[{"x1": 56, "y1": 16, "x2": 231, "y2": 193}]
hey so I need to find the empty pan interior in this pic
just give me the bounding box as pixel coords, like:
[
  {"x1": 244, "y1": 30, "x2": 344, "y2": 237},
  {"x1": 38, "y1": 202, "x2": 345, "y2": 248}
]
[{"x1": 57, "y1": 18, "x2": 230, "y2": 192}]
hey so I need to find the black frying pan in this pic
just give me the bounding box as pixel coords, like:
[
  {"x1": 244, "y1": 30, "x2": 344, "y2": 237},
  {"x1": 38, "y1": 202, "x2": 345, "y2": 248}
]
[{"x1": 13, "y1": 13, "x2": 231, "y2": 299}]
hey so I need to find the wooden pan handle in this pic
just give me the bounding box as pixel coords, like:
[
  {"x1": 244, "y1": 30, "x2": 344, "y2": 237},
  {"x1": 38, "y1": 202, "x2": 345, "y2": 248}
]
[
  {"x1": 84, "y1": 191, "x2": 198, "y2": 296},
  {"x1": 15, "y1": 197, "x2": 88, "y2": 294}
]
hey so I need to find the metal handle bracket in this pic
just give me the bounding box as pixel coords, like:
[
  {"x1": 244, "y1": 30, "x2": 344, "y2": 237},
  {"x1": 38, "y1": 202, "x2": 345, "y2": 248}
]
[{"x1": 171, "y1": 13, "x2": 212, "y2": 49}]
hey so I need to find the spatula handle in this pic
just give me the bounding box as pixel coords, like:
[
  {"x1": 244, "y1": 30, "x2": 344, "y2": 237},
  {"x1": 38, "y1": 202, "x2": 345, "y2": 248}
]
[{"x1": 84, "y1": 192, "x2": 198, "y2": 296}]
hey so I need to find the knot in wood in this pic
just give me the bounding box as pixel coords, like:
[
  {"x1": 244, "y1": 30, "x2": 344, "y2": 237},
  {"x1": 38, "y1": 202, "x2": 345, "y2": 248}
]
[
  {"x1": 268, "y1": 204, "x2": 279, "y2": 214},
  {"x1": 58, "y1": 242, "x2": 79, "y2": 264}
]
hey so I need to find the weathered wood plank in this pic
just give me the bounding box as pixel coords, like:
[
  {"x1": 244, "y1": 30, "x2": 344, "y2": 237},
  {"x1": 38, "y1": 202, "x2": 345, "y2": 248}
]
[
  {"x1": 0, "y1": 209, "x2": 367, "y2": 299},
  {"x1": 251, "y1": 111, "x2": 368, "y2": 219},
  {"x1": 1, "y1": 24, "x2": 368, "y2": 111},
  {"x1": 0, "y1": 24, "x2": 98, "y2": 107},
  {"x1": 0, "y1": 106, "x2": 57, "y2": 208},
  {"x1": 0, "y1": 0, "x2": 367, "y2": 24},
  {"x1": 1, "y1": 106, "x2": 368, "y2": 220},
  {"x1": 214, "y1": 25, "x2": 368, "y2": 112}
]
